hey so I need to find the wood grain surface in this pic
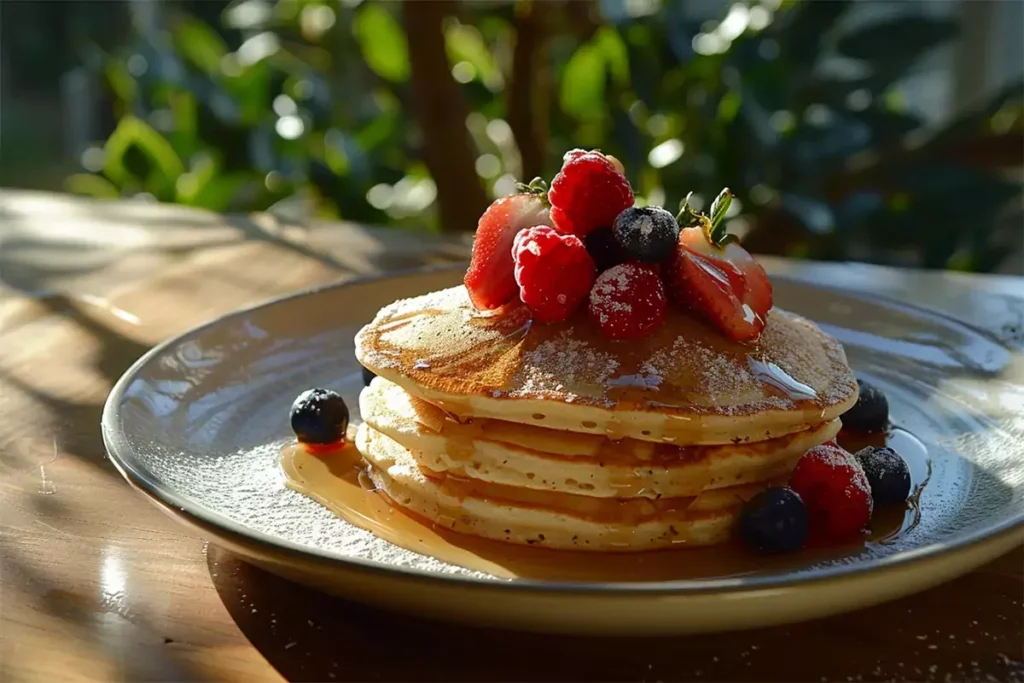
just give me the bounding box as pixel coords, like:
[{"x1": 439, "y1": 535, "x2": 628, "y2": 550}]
[{"x1": 1, "y1": 189, "x2": 1021, "y2": 682}]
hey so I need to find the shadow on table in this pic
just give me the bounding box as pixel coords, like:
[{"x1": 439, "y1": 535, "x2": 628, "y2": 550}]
[
  {"x1": 206, "y1": 545, "x2": 1024, "y2": 683},
  {"x1": 0, "y1": 536, "x2": 208, "y2": 681},
  {"x1": 0, "y1": 290, "x2": 224, "y2": 680},
  {"x1": 0, "y1": 292, "x2": 150, "y2": 480},
  {"x1": 0, "y1": 193, "x2": 467, "y2": 296}
]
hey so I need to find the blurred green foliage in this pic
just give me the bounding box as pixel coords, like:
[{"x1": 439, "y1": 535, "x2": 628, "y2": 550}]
[{"x1": 66, "y1": 0, "x2": 1023, "y2": 271}]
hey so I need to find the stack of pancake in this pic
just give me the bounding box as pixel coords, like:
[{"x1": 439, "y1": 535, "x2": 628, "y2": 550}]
[{"x1": 355, "y1": 285, "x2": 858, "y2": 551}]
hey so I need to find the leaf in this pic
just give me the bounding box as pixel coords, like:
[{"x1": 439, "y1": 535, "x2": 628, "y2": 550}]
[
  {"x1": 676, "y1": 191, "x2": 702, "y2": 227},
  {"x1": 357, "y1": 110, "x2": 399, "y2": 150},
  {"x1": 708, "y1": 188, "x2": 732, "y2": 238},
  {"x1": 836, "y1": 17, "x2": 957, "y2": 64},
  {"x1": 169, "y1": 91, "x2": 198, "y2": 159},
  {"x1": 925, "y1": 81, "x2": 1024, "y2": 150},
  {"x1": 103, "y1": 116, "x2": 185, "y2": 193},
  {"x1": 594, "y1": 26, "x2": 628, "y2": 86},
  {"x1": 323, "y1": 129, "x2": 350, "y2": 176},
  {"x1": 353, "y1": 5, "x2": 409, "y2": 83},
  {"x1": 718, "y1": 90, "x2": 742, "y2": 124},
  {"x1": 190, "y1": 173, "x2": 252, "y2": 211},
  {"x1": 445, "y1": 23, "x2": 499, "y2": 85},
  {"x1": 560, "y1": 43, "x2": 606, "y2": 120},
  {"x1": 65, "y1": 174, "x2": 120, "y2": 199},
  {"x1": 105, "y1": 59, "x2": 137, "y2": 104},
  {"x1": 172, "y1": 17, "x2": 228, "y2": 76},
  {"x1": 174, "y1": 152, "x2": 217, "y2": 204},
  {"x1": 223, "y1": 60, "x2": 270, "y2": 126}
]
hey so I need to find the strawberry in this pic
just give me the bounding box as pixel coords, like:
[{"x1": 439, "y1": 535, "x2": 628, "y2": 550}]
[
  {"x1": 465, "y1": 179, "x2": 551, "y2": 311},
  {"x1": 667, "y1": 189, "x2": 773, "y2": 343},
  {"x1": 548, "y1": 149, "x2": 634, "y2": 239}
]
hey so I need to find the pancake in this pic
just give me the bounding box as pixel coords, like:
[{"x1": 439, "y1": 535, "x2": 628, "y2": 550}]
[
  {"x1": 357, "y1": 423, "x2": 773, "y2": 551},
  {"x1": 355, "y1": 285, "x2": 858, "y2": 445},
  {"x1": 361, "y1": 377, "x2": 840, "y2": 498}
]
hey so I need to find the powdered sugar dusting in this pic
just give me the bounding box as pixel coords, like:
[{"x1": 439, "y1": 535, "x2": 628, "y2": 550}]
[
  {"x1": 357, "y1": 286, "x2": 857, "y2": 420},
  {"x1": 811, "y1": 443, "x2": 855, "y2": 469},
  {"x1": 588, "y1": 263, "x2": 667, "y2": 337},
  {"x1": 511, "y1": 329, "x2": 619, "y2": 404},
  {"x1": 590, "y1": 265, "x2": 638, "y2": 321},
  {"x1": 804, "y1": 444, "x2": 874, "y2": 498},
  {"x1": 638, "y1": 215, "x2": 655, "y2": 237}
]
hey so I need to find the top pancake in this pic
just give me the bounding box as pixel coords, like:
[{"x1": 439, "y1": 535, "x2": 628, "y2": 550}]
[{"x1": 355, "y1": 285, "x2": 857, "y2": 445}]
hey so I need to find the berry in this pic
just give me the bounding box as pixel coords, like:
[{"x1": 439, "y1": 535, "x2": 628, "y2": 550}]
[
  {"x1": 548, "y1": 149, "x2": 634, "y2": 238},
  {"x1": 605, "y1": 154, "x2": 626, "y2": 175},
  {"x1": 855, "y1": 446, "x2": 911, "y2": 506},
  {"x1": 843, "y1": 379, "x2": 890, "y2": 433},
  {"x1": 668, "y1": 226, "x2": 773, "y2": 342},
  {"x1": 465, "y1": 186, "x2": 550, "y2": 311},
  {"x1": 588, "y1": 263, "x2": 667, "y2": 340},
  {"x1": 790, "y1": 442, "x2": 873, "y2": 539},
  {"x1": 612, "y1": 206, "x2": 680, "y2": 263},
  {"x1": 584, "y1": 227, "x2": 626, "y2": 271},
  {"x1": 361, "y1": 365, "x2": 376, "y2": 387},
  {"x1": 739, "y1": 487, "x2": 809, "y2": 554},
  {"x1": 291, "y1": 388, "x2": 350, "y2": 446},
  {"x1": 513, "y1": 226, "x2": 595, "y2": 323}
]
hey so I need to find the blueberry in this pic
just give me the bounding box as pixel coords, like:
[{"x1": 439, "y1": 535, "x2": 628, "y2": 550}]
[
  {"x1": 739, "y1": 487, "x2": 809, "y2": 554},
  {"x1": 584, "y1": 227, "x2": 625, "y2": 271},
  {"x1": 612, "y1": 206, "x2": 680, "y2": 264},
  {"x1": 290, "y1": 388, "x2": 349, "y2": 445},
  {"x1": 361, "y1": 365, "x2": 376, "y2": 386},
  {"x1": 842, "y1": 379, "x2": 889, "y2": 432},
  {"x1": 854, "y1": 446, "x2": 911, "y2": 506}
]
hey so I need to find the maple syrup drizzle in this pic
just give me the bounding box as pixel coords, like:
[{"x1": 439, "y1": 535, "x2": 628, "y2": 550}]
[
  {"x1": 280, "y1": 426, "x2": 928, "y2": 582},
  {"x1": 357, "y1": 293, "x2": 852, "y2": 444},
  {"x1": 748, "y1": 358, "x2": 818, "y2": 400}
]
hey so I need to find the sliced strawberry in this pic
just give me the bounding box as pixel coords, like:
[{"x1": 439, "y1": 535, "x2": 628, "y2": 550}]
[
  {"x1": 667, "y1": 190, "x2": 773, "y2": 342},
  {"x1": 668, "y1": 227, "x2": 773, "y2": 342},
  {"x1": 465, "y1": 184, "x2": 550, "y2": 311}
]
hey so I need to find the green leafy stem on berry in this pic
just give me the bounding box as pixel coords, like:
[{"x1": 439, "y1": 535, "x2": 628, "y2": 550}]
[
  {"x1": 515, "y1": 176, "x2": 551, "y2": 205},
  {"x1": 676, "y1": 188, "x2": 737, "y2": 247}
]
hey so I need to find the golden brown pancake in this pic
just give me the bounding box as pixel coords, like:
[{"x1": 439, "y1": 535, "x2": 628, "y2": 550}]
[
  {"x1": 355, "y1": 285, "x2": 858, "y2": 445},
  {"x1": 357, "y1": 423, "x2": 774, "y2": 551},
  {"x1": 361, "y1": 377, "x2": 840, "y2": 498}
]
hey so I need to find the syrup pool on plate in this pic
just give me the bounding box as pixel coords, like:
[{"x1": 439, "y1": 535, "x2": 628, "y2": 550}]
[{"x1": 280, "y1": 425, "x2": 930, "y2": 583}]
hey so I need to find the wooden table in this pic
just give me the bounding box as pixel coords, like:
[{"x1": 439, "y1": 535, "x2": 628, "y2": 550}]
[{"x1": 2, "y1": 189, "x2": 1021, "y2": 682}]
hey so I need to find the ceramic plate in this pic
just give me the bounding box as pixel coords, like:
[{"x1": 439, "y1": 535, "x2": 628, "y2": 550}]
[{"x1": 102, "y1": 266, "x2": 1024, "y2": 635}]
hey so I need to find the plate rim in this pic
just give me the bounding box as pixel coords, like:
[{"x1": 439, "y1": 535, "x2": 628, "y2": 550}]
[{"x1": 102, "y1": 264, "x2": 1024, "y2": 595}]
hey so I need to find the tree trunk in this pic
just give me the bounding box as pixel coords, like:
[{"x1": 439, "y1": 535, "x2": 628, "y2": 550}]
[
  {"x1": 508, "y1": 2, "x2": 549, "y2": 181},
  {"x1": 403, "y1": 1, "x2": 489, "y2": 233}
]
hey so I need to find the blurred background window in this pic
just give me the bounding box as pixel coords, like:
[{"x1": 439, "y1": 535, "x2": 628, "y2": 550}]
[{"x1": 0, "y1": 0, "x2": 1020, "y2": 272}]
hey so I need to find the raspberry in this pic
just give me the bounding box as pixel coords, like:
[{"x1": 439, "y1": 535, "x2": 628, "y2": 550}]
[
  {"x1": 790, "y1": 442, "x2": 874, "y2": 540},
  {"x1": 588, "y1": 262, "x2": 667, "y2": 340},
  {"x1": 513, "y1": 226, "x2": 595, "y2": 323},
  {"x1": 548, "y1": 149, "x2": 634, "y2": 238}
]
